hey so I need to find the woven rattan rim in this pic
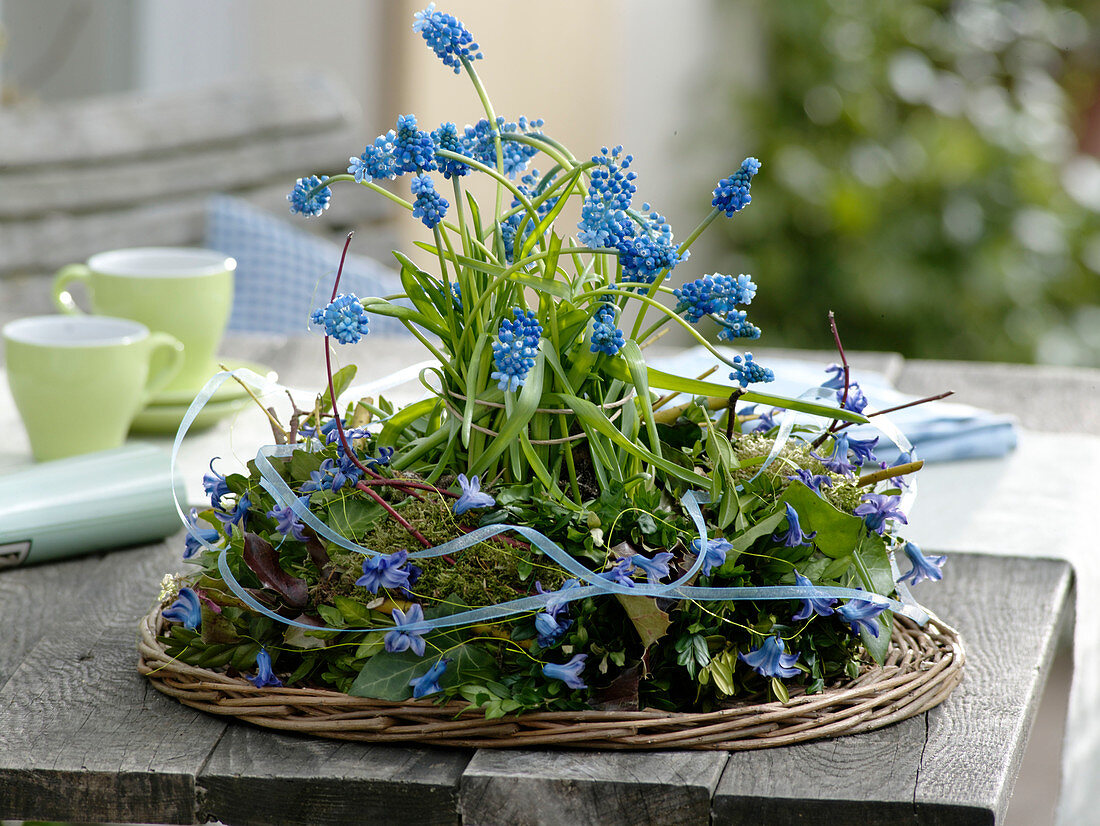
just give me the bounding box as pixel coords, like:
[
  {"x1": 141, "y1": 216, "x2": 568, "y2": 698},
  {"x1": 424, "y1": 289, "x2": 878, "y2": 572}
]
[{"x1": 138, "y1": 606, "x2": 964, "y2": 750}]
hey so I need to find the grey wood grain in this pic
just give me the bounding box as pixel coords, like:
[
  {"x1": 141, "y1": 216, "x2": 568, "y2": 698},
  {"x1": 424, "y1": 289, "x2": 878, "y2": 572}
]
[
  {"x1": 896, "y1": 359, "x2": 1100, "y2": 436},
  {"x1": 0, "y1": 553, "x2": 104, "y2": 691},
  {"x1": 459, "y1": 749, "x2": 728, "y2": 826},
  {"x1": 199, "y1": 727, "x2": 470, "y2": 826},
  {"x1": 711, "y1": 553, "x2": 1073, "y2": 826},
  {"x1": 0, "y1": 537, "x2": 224, "y2": 824},
  {"x1": 0, "y1": 72, "x2": 358, "y2": 167}
]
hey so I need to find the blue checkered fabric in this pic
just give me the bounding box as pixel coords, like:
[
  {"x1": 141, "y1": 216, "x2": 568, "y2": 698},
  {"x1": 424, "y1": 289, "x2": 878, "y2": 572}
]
[{"x1": 204, "y1": 195, "x2": 407, "y2": 335}]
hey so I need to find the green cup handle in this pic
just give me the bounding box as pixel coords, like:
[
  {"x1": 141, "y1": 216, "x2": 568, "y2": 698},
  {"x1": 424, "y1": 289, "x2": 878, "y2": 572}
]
[
  {"x1": 143, "y1": 332, "x2": 186, "y2": 400},
  {"x1": 53, "y1": 264, "x2": 92, "y2": 314}
]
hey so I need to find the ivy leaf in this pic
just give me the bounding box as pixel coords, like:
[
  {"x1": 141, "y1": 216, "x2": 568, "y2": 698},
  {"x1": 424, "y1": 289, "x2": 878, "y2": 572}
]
[
  {"x1": 616, "y1": 595, "x2": 672, "y2": 650},
  {"x1": 782, "y1": 481, "x2": 864, "y2": 559},
  {"x1": 348, "y1": 649, "x2": 427, "y2": 700}
]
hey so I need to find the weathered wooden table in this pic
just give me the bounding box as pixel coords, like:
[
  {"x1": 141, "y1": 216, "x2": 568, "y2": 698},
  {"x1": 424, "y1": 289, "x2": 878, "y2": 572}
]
[{"x1": 0, "y1": 336, "x2": 1093, "y2": 825}]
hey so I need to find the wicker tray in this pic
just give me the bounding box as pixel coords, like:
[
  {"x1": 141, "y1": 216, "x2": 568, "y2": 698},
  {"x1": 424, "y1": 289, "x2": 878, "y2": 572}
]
[{"x1": 138, "y1": 606, "x2": 964, "y2": 750}]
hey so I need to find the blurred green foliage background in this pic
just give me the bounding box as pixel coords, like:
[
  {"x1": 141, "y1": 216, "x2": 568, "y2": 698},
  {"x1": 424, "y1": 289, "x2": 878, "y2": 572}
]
[{"x1": 711, "y1": 0, "x2": 1100, "y2": 365}]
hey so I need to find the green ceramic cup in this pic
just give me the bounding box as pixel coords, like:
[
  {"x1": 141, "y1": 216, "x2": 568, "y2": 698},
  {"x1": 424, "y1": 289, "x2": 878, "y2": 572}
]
[
  {"x1": 53, "y1": 247, "x2": 236, "y2": 393},
  {"x1": 3, "y1": 316, "x2": 185, "y2": 461}
]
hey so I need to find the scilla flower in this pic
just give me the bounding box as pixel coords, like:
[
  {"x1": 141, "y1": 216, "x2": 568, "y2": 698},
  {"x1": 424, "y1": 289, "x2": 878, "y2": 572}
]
[
  {"x1": 739, "y1": 634, "x2": 800, "y2": 679},
  {"x1": 627, "y1": 551, "x2": 674, "y2": 584},
  {"x1": 729, "y1": 352, "x2": 774, "y2": 387},
  {"x1": 267, "y1": 499, "x2": 311, "y2": 542},
  {"x1": 896, "y1": 542, "x2": 947, "y2": 586},
  {"x1": 847, "y1": 435, "x2": 879, "y2": 466},
  {"x1": 836, "y1": 595, "x2": 887, "y2": 638},
  {"x1": 413, "y1": 3, "x2": 483, "y2": 74},
  {"x1": 490, "y1": 308, "x2": 542, "y2": 392},
  {"x1": 788, "y1": 468, "x2": 833, "y2": 495},
  {"x1": 183, "y1": 507, "x2": 221, "y2": 560},
  {"x1": 410, "y1": 174, "x2": 449, "y2": 229},
  {"x1": 311, "y1": 293, "x2": 370, "y2": 344},
  {"x1": 162, "y1": 587, "x2": 202, "y2": 630},
  {"x1": 287, "y1": 174, "x2": 331, "y2": 217},
  {"x1": 248, "y1": 647, "x2": 283, "y2": 688},
  {"x1": 202, "y1": 458, "x2": 230, "y2": 507},
  {"x1": 356, "y1": 550, "x2": 415, "y2": 593},
  {"x1": 774, "y1": 503, "x2": 816, "y2": 547},
  {"x1": 712, "y1": 157, "x2": 761, "y2": 216},
  {"x1": 410, "y1": 658, "x2": 450, "y2": 699},
  {"x1": 453, "y1": 473, "x2": 495, "y2": 515},
  {"x1": 534, "y1": 612, "x2": 572, "y2": 648},
  {"x1": 790, "y1": 571, "x2": 837, "y2": 621},
  {"x1": 838, "y1": 382, "x2": 869, "y2": 415},
  {"x1": 542, "y1": 653, "x2": 587, "y2": 690},
  {"x1": 385, "y1": 604, "x2": 427, "y2": 656},
  {"x1": 691, "y1": 537, "x2": 734, "y2": 577},
  {"x1": 854, "y1": 493, "x2": 907, "y2": 535}
]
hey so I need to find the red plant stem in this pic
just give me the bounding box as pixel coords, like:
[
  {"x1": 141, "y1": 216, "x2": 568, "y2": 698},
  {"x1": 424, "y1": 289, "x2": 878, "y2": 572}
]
[
  {"x1": 356, "y1": 482, "x2": 433, "y2": 548},
  {"x1": 830, "y1": 391, "x2": 956, "y2": 435},
  {"x1": 830, "y1": 310, "x2": 850, "y2": 424},
  {"x1": 357, "y1": 477, "x2": 459, "y2": 498}
]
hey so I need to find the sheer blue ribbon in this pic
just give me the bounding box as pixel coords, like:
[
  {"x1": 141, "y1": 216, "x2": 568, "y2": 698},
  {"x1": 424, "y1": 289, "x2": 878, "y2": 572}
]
[{"x1": 171, "y1": 366, "x2": 931, "y2": 639}]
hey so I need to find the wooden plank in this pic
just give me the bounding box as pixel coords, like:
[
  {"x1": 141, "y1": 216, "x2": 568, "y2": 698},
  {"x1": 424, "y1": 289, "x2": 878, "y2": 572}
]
[
  {"x1": 0, "y1": 127, "x2": 365, "y2": 218},
  {"x1": 458, "y1": 750, "x2": 728, "y2": 826},
  {"x1": 711, "y1": 553, "x2": 1073, "y2": 825},
  {"x1": 897, "y1": 359, "x2": 1100, "y2": 436},
  {"x1": 0, "y1": 536, "x2": 224, "y2": 824},
  {"x1": 0, "y1": 553, "x2": 105, "y2": 691},
  {"x1": 0, "y1": 182, "x2": 394, "y2": 277},
  {"x1": 198, "y1": 727, "x2": 469, "y2": 826},
  {"x1": 0, "y1": 72, "x2": 359, "y2": 168}
]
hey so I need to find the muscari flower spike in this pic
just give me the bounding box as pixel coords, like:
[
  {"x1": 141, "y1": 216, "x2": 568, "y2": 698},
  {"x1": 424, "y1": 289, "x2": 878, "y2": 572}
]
[
  {"x1": 854, "y1": 492, "x2": 908, "y2": 535},
  {"x1": 590, "y1": 302, "x2": 625, "y2": 356},
  {"x1": 729, "y1": 352, "x2": 774, "y2": 388},
  {"x1": 712, "y1": 157, "x2": 761, "y2": 216},
  {"x1": 542, "y1": 653, "x2": 587, "y2": 690},
  {"x1": 162, "y1": 586, "x2": 202, "y2": 630},
  {"x1": 287, "y1": 174, "x2": 332, "y2": 217},
  {"x1": 836, "y1": 595, "x2": 887, "y2": 638},
  {"x1": 348, "y1": 130, "x2": 398, "y2": 183},
  {"x1": 774, "y1": 503, "x2": 817, "y2": 548},
  {"x1": 674, "y1": 273, "x2": 757, "y2": 323},
  {"x1": 897, "y1": 541, "x2": 947, "y2": 586},
  {"x1": 248, "y1": 647, "x2": 283, "y2": 688},
  {"x1": 432, "y1": 121, "x2": 470, "y2": 178},
  {"x1": 413, "y1": 3, "x2": 483, "y2": 74},
  {"x1": 790, "y1": 571, "x2": 837, "y2": 621},
  {"x1": 310, "y1": 293, "x2": 370, "y2": 344},
  {"x1": 394, "y1": 114, "x2": 438, "y2": 175},
  {"x1": 385, "y1": 603, "x2": 427, "y2": 656},
  {"x1": 357, "y1": 549, "x2": 415, "y2": 594},
  {"x1": 739, "y1": 634, "x2": 800, "y2": 679},
  {"x1": 490, "y1": 308, "x2": 542, "y2": 392},
  {"x1": 691, "y1": 537, "x2": 733, "y2": 577},
  {"x1": 410, "y1": 658, "x2": 450, "y2": 699},
  {"x1": 453, "y1": 473, "x2": 495, "y2": 515},
  {"x1": 410, "y1": 174, "x2": 449, "y2": 229},
  {"x1": 577, "y1": 146, "x2": 636, "y2": 249}
]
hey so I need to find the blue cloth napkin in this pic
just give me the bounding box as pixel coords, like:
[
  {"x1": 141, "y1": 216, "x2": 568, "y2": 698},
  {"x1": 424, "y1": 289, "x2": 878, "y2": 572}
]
[
  {"x1": 648, "y1": 347, "x2": 1018, "y2": 463},
  {"x1": 204, "y1": 195, "x2": 406, "y2": 335}
]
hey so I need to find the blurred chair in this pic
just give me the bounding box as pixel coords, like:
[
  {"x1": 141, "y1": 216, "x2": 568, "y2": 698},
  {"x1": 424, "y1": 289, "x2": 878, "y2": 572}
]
[
  {"x1": 0, "y1": 71, "x2": 398, "y2": 290},
  {"x1": 206, "y1": 194, "x2": 404, "y2": 335}
]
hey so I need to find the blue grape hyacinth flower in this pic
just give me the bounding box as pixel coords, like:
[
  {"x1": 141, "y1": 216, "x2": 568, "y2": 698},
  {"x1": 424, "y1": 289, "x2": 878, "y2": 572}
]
[
  {"x1": 410, "y1": 658, "x2": 450, "y2": 699},
  {"x1": 413, "y1": 3, "x2": 483, "y2": 73},
  {"x1": 348, "y1": 130, "x2": 398, "y2": 183},
  {"x1": 385, "y1": 604, "x2": 428, "y2": 656},
  {"x1": 162, "y1": 587, "x2": 202, "y2": 630},
  {"x1": 729, "y1": 352, "x2": 774, "y2": 387},
  {"x1": 896, "y1": 542, "x2": 947, "y2": 586},
  {"x1": 542, "y1": 653, "x2": 587, "y2": 689},
  {"x1": 590, "y1": 302, "x2": 625, "y2": 356},
  {"x1": 712, "y1": 157, "x2": 761, "y2": 216},
  {"x1": 248, "y1": 647, "x2": 283, "y2": 688},
  {"x1": 790, "y1": 571, "x2": 837, "y2": 621},
  {"x1": 287, "y1": 174, "x2": 332, "y2": 217},
  {"x1": 311, "y1": 293, "x2": 370, "y2": 344},
  {"x1": 453, "y1": 473, "x2": 495, "y2": 515},
  {"x1": 739, "y1": 634, "x2": 800, "y2": 679},
  {"x1": 491, "y1": 308, "x2": 542, "y2": 392},
  {"x1": 410, "y1": 174, "x2": 449, "y2": 228}
]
